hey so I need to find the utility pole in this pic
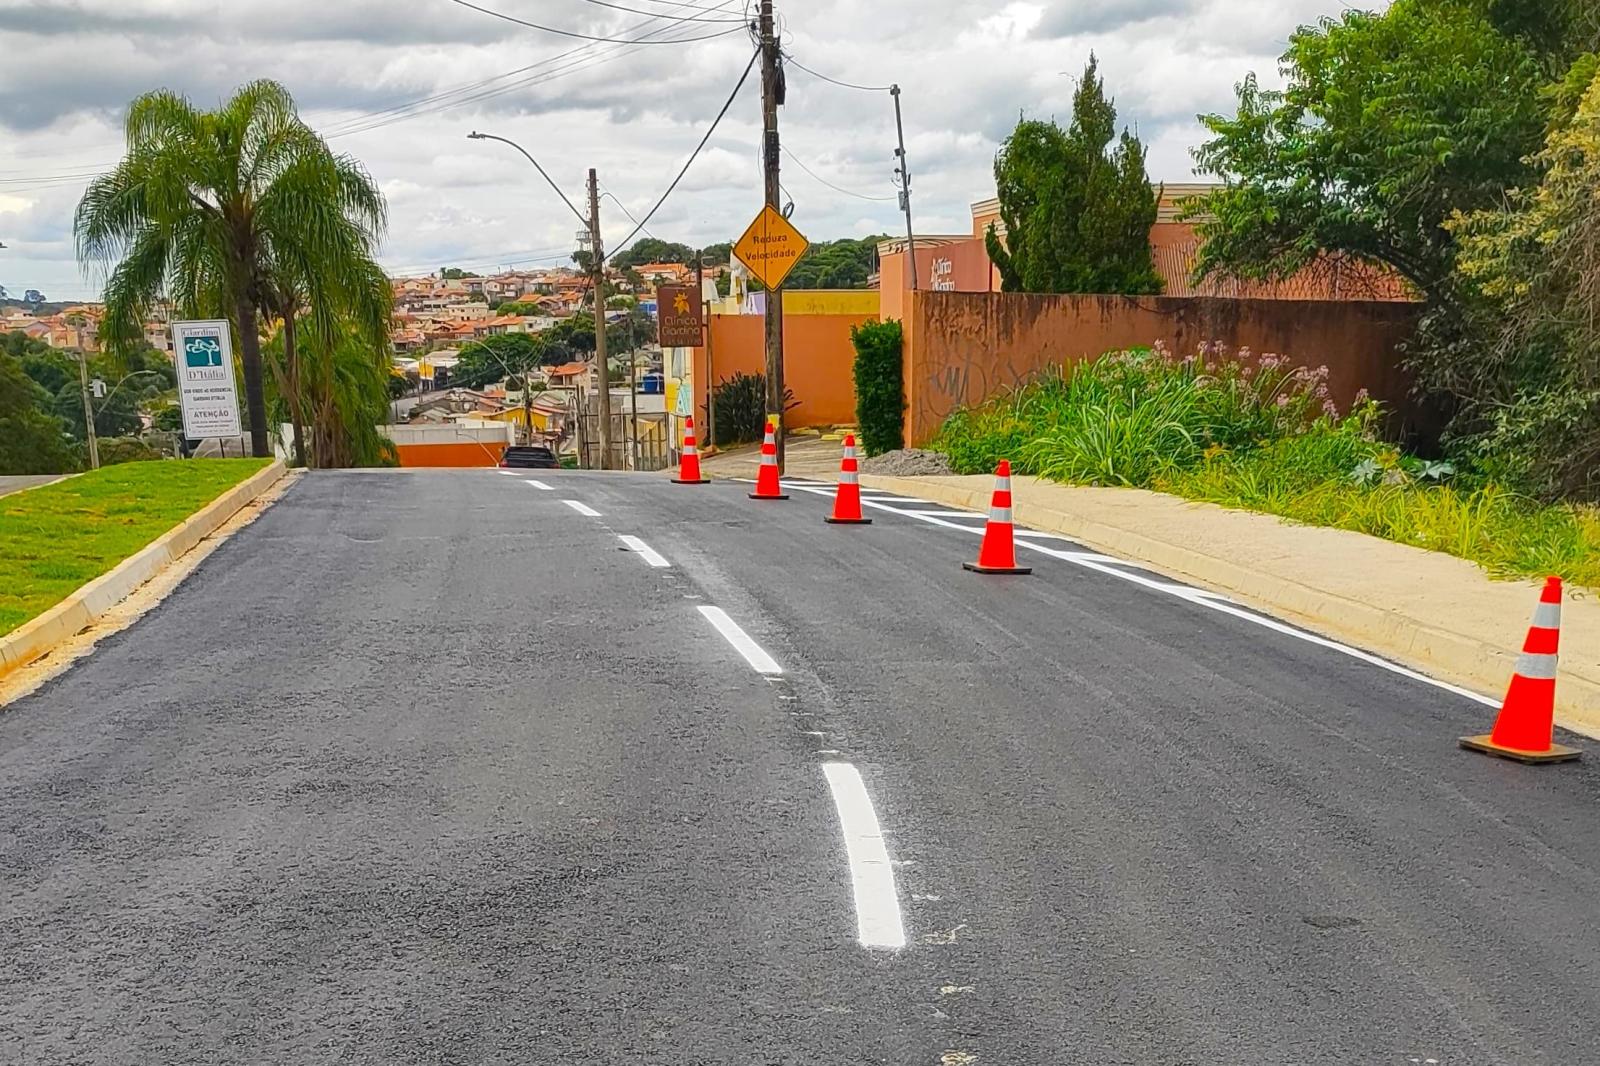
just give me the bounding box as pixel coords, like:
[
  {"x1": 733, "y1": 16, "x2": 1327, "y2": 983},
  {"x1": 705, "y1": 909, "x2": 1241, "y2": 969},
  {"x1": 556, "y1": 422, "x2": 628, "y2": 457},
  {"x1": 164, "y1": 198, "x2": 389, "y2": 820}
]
[
  {"x1": 696, "y1": 253, "x2": 716, "y2": 451},
  {"x1": 759, "y1": 0, "x2": 785, "y2": 471},
  {"x1": 892, "y1": 84, "x2": 918, "y2": 292},
  {"x1": 586, "y1": 168, "x2": 615, "y2": 470},
  {"x1": 76, "y1": 350, "x2": 100, "y2": 470}
]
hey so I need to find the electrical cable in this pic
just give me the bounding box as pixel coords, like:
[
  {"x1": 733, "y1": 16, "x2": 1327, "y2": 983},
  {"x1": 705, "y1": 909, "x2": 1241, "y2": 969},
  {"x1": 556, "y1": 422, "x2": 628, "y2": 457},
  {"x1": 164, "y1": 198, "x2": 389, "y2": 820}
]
[
  {"x1": 445, "y1": 0, "x2": 746, "y2": 43},
  {"x1": 780, "y1": 144, "x2": 896, "y2": 201},
  {"x1": 326, "y1": 0, "x2": 745, "y2": 138},
  {"x1": 606, "y1": 46, "x2": 760, "y2": 260},
  {"x1": 781, "y1": 53, "x2": 892, "y2": 92},
  {"x1": 2, "y1": 0, "x2": 744, "y2": 177},
  {"x1": 600, "y1": 189, "x2": 658, "y2": 243},
  {"x1": 571, "y1": 0, "x2": 744, "y2": 23}
]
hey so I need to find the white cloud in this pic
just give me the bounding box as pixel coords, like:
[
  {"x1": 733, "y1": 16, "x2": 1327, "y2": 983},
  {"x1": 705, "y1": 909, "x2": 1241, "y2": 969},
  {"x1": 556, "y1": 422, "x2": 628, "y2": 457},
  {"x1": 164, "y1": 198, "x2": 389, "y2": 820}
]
[{"x1": 0, "y1": 0, "x2": 1382, "y2": 300}]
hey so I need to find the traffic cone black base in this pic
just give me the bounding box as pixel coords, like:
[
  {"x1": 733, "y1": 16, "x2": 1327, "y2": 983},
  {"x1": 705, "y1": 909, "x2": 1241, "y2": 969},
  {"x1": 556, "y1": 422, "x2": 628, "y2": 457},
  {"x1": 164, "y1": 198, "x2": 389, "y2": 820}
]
[
  {"x1": 1458, "y1": 734, "x2": 1581, "y2": 764},
  {"x1": 749, "y1": 491, "x2": 789, "y2": 500},
  {"x1": 962, "y1": 561, "x2": 1032, "y2": 575},
  {"x1": 673, "y1": 477, "x2": 712, "y2": 484},
  {"x1": 824, "y1": 515, "x2": 872, "y2": 525}
]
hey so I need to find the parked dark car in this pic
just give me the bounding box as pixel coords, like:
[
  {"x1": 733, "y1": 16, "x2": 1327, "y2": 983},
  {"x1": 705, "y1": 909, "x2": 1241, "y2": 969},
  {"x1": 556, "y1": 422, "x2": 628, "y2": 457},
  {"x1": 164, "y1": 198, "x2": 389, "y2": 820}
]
[{"x1": 499, "y1": 445, "x2": 560, "y2": 469}]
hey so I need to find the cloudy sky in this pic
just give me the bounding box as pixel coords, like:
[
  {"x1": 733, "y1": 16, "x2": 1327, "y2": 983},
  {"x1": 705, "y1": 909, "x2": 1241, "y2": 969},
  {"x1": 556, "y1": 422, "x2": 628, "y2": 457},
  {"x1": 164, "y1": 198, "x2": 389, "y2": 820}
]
[{"x1": 0, "y1": 0, "x2": 1375, "y2": 301}]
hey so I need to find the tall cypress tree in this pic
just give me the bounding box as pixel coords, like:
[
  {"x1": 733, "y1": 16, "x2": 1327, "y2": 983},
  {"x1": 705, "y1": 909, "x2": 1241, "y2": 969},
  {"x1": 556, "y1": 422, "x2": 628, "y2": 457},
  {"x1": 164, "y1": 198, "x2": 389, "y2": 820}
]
[{"x1": 986, "y1": 56, "x2": 1162, "y2": 295}]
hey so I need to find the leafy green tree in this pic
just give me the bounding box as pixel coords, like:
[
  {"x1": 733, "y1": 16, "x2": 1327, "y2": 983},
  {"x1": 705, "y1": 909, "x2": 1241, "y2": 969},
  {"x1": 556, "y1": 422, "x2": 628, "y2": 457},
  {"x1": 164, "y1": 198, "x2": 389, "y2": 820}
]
[
  {"x1": 496, "y1": 300, "x2": 543, "y2": 315},
  {"x1": 1448, "y1": 64, "x2": 1600, "y2": 498},
  {"x1": 609, "y1": 238, "x2": 696, "y2": 270},
  {"x1": 53, "y1": 381, "x2": 141, "y2": 440},
  {"x1": 453, "y1": 332, "x2": 541, "y2": 390},
  {"x1": 1188, "y1": 2, "x2": 1549, "y2": 297},
  {"x1": 440, "y1": 267, "x2": 480, "y2": 279},
  {"x1": 0, "y1": 351, "x2": 76, "y2": 474},
  {"x1": 781, "y1": 236, "x2": 889, "y2": 290},
  {"x1": 76, "y1": 80, "x2": 387, "y2": 460},
  {"x1": 985, "y1": 56, "x2": 1161, "y2": 295}
]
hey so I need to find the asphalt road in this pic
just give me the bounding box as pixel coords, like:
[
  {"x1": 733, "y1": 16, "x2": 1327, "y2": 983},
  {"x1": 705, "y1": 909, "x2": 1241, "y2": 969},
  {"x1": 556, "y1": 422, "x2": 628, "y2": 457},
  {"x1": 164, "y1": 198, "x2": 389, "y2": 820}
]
[
  {"x1": 0, "y1": 474, "x2": 66, "y2": 498},
  {"x1": 3, "y1": 469, "x2": 1598, "y2": 1064}
]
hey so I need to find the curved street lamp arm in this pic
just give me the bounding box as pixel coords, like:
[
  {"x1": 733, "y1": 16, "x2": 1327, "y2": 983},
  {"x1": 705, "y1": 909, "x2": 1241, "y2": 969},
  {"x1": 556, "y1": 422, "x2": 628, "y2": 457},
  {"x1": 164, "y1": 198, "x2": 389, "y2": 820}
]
[{"x1": 466, "y1": 131, "x2": 589, "y2": 228}]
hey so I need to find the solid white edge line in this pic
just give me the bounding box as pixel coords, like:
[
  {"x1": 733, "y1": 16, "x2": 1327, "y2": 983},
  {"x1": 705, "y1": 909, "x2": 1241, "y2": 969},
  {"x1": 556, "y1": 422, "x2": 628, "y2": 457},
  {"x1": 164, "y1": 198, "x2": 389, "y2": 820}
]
[
  {"x1": 618, "y1": 534, "x2": 670, "y2": 568},
  {"x1": 696, "y1": 605, "x2": 783, "y2": 675},
  {"x1": 524, "y1": 479, "x2": 554, "y2": 490},
  {"x1": 787, "y1": 482, "x2": 1501, "y2": 709},
  {"x1": 563, "y1": 499, "x2": 602, "y2": 517},
  {"x1": 821, "y1": 762, "x2": 906, "y2": 950}
]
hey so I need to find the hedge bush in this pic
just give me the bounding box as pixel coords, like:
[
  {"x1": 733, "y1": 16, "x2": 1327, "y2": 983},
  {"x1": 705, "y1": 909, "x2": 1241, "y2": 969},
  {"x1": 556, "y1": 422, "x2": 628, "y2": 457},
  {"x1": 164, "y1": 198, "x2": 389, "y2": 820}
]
[{"x1": 851, "y1": 318, "x2": 904, "y2": 456}]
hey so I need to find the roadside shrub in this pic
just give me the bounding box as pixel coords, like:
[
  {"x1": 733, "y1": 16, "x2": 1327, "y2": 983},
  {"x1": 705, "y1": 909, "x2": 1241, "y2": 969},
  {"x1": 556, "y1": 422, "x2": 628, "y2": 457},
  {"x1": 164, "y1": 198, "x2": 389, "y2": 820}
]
[
  {"x1": 851, "y1": 318, "x2": 904, "y2": 455},
  {"x1": 933, "y1": 343, "x2": 1338, "y2": 481},
  {"x1": 96, "y1": 436, "x2": 166, "y2": 466},
  {"x1": 705, "y1": 371, "x2": 798, "y2": 447},
  {"x1": 930, "y1": 343, "x2": 1600, "y2": 588}
]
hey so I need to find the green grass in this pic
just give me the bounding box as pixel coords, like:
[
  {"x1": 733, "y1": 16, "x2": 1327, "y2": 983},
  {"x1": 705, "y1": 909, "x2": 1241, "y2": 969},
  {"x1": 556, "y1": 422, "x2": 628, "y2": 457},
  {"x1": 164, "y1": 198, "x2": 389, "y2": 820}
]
[
  {"x1": 0, "y1": 459, "x2": 270, "y2": 637},
  {"x1": 932, "y1": 347, "x2": 1600, "y2": 590}
]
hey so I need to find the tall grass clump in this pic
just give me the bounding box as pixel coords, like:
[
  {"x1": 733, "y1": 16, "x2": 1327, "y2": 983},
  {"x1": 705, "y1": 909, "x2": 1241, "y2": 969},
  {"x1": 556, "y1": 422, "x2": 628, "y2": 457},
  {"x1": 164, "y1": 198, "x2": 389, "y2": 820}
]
[{"x1": 931, "y1": 343, "x2": 1600, "y2": 589}]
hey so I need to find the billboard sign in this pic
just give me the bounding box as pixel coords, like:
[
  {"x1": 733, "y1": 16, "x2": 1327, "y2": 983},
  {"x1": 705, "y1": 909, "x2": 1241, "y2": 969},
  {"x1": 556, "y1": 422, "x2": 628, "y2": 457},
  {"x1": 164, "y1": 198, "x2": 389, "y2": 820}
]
[{"x1": 170, "y1": 319, "x2": 243, "y2": 439}]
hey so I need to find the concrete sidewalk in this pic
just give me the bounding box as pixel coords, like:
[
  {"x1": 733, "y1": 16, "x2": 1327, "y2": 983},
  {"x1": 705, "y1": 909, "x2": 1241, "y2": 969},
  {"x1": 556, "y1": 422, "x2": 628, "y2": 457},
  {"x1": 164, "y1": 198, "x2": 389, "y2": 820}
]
[
  {"x1": 856, "y1": 473, "x2": 1600, "y2": 739},
  {"x1": 677, "y1": 435, "x2": 847, "y2": 481}
]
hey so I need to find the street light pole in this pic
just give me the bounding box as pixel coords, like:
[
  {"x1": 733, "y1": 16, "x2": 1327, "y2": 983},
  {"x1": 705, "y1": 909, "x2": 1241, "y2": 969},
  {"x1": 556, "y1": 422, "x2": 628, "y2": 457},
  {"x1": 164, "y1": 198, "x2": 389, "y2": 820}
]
[
  {"x1": 76, "y1": 350, "x2": 100, "y2": 470},
  {"x1": 892, "y1": 84, "x2": 919, "y2": 292},
  {"x1": 466, "y1": 129, "x2": 609, "y2": 467}
]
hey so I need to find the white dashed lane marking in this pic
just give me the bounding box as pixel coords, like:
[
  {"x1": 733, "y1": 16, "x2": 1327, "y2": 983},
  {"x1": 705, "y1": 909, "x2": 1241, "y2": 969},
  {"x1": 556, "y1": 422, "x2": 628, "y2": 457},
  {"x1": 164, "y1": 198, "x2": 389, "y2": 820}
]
[
  {"x1": 696, "y1": 605, "x2": 783, "y2": 675},
  {"x1": 525, "y1": 479, "x2": 554, "y2": 490},
  {"x1": 563, "y1": 500, "x2": 602, "y2": 517},
  {"x1": 821, "y1": 762, "x2": 906, "y2": 950},
  {"x1": 618, "y1": 535, "x2": 670, "y2": 568}
]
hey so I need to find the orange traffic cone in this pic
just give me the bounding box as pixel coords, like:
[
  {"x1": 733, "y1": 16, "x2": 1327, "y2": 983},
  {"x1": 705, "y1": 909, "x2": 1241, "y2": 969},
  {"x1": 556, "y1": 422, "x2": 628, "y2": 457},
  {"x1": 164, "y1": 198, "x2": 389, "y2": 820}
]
[
  {"x1": 963, "y1": 460, "x2": 1031, "y2": 574},
  {"x1": 749, "y1": 417, "x2": 788, "y2": 500},
  {"x1": 825, "y1": 434, "x2": 872, "y2": 525},
  {"x1": 672, "y1": 415, "x2": 711, "y2": 484},
  {"x1": 1461, "y1": 576, "x2": 1581, "y2": 764}
]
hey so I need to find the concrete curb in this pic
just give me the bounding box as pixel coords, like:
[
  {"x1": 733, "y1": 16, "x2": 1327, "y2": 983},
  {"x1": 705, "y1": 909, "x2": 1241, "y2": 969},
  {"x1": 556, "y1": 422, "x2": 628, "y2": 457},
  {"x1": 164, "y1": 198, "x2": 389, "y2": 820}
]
[
  {"x1": 859, "y1": 473, "x2": 1600, "y2": 739},
  {"x1": 0, "y1": 461, "x2": 288, "y2": 682}
]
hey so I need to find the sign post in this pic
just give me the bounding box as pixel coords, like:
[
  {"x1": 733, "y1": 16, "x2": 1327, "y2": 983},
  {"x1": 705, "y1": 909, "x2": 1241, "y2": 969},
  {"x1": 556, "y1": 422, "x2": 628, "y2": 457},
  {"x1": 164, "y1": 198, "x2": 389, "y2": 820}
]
[{"x1": 170, "y1": 320, "x2": 244, "y2": 446}]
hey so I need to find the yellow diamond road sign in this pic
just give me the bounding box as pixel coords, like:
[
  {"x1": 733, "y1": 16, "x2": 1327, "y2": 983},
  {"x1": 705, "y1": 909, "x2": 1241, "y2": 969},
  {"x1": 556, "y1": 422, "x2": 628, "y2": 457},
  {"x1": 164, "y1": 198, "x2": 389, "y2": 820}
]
[{"x1": 733, "y1": 204, "x2": 809, "y2": 290}]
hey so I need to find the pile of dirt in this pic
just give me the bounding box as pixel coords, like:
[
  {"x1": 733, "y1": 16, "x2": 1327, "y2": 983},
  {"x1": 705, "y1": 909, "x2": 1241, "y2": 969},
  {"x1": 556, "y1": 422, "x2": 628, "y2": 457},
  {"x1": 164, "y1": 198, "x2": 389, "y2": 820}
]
[{"x1": 859, "y1": 448, "x2": 956, "y2": 476}]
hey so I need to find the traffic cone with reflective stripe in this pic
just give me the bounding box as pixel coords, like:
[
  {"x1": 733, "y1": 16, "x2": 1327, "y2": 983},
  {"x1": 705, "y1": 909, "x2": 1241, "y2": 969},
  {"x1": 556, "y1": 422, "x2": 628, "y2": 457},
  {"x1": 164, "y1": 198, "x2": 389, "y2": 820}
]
[
  {"x1": 963, "y1": 460, "x2": 1031, "y2": 574},
  {"x1": 672, "y1": 416, "x2": 711, "y2": 484},
  {"x1": 748, "y1": 417, "x2": 788, "y2": 500},
  {"x1": 825, "y1": 434, "x2": 871, "y2": 525},
  {"x1": 1461, "y1": 577, "x2": 1581, "y2": 764}
]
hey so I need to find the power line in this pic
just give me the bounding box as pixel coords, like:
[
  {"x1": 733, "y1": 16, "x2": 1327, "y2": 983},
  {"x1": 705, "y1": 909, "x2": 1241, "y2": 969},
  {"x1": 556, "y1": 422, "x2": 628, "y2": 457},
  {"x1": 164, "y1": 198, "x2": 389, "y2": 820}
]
[
  {"x1": 0, "y1": 0, "x2": 745, "y2": 178},
  {"x1": 445, "y1": 0, "x2": 746, "y2": 43},
  {"x1": 327, "y1": 0, "x2": 746, "y2": 139},
  {"x1": 607, "y1": 47, "x2": 761, "y2": 260},
  {"x1": 600, "y1": 189, "x2": 658, "y2": 244},
  {"x1": 781, "y1": 53, "x2": 892, "y2": 93},
  {"x1": 572, "y1": 0, "x2": 745, "y2": 23},
  {"x1": 780, "y1": 144, "x2": 896, "y2": 202}
]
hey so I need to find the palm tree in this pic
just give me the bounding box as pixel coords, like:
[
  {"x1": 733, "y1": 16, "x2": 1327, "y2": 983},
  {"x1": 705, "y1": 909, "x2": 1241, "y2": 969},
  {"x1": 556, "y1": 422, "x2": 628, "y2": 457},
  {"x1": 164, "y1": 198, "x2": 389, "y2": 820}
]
[{"x1": 75, "y1": 80, "x2": 388, "y2": 460}]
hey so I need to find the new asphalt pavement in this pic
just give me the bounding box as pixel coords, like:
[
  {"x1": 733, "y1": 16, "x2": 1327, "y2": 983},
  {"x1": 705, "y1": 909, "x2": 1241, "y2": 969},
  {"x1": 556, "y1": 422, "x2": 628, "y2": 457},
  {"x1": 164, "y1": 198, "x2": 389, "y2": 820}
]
[{"x1": 2, "y1": 468, "x2": 1598, "y2": 1064}]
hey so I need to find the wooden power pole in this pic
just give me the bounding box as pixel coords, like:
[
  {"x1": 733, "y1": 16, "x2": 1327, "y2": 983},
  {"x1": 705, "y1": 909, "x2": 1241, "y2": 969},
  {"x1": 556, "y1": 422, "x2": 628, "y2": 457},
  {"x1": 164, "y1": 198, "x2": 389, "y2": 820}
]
[
  {"x1": 759, "y1": 0, "x2": 785, "y2": 471},
  {"x1": 587, "y1": 168, "x2": 614, "y2": 470}
]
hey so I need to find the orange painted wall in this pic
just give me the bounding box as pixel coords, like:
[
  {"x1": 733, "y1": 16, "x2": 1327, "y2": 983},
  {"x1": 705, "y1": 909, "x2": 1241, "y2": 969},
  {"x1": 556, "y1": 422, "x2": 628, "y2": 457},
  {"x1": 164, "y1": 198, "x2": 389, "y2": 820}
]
[
  {"x1": 902, "y1": 290, "x2": 1428, "y2": 445},
  {"x1": 395, "y1": 442, "x2": 508, "y2": 467},
  {"x1": 693, "y1": 311, "x2": 874, "y2": 432}
]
